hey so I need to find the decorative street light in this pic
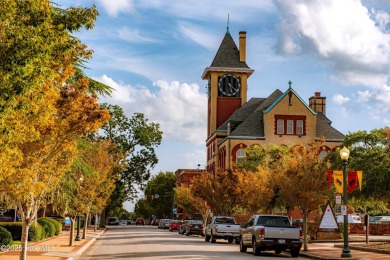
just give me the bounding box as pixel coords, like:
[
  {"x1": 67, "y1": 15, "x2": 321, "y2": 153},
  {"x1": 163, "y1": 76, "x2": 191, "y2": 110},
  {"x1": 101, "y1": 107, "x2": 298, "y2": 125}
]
[
  {"x1": 75, "y1": 176, "x2": 84, "y2": 242},
  {"x1": 75, "y1": 215, "x2": 82, "y2": 241},
  {"x1": 340, "y1": 146, "x2": 351, "y2": 258}
]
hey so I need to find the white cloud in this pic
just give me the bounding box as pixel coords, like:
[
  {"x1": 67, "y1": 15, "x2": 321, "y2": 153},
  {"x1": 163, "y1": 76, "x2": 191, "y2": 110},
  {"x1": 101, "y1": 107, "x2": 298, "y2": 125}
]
[
  {"x1": 178, "y1": 22, "x2": 220, "y2": 50},
  {"x1": 96, "y1": 75, "x2": 207, "y2": 144},
  {"x1": 357, "y1": 90, "x2": 372, "y2": 102},
  {"x1": 98, "y1": 0, "x2": 135, "y2": 16},
  {"x1": 136, "y1": 0, "x2": 275, "y2": 22},
  {"x1": 333, "y1": 94, "x2": 350, "y2": 105},
  {"x1": 373, "y1": 10, "x2": 390, "y2": 32},
  {"x1": 183, "y1": 148, "x2": 207, "y2": 169},
  {"x1": 117, "y1": 27, "x2": 159, "y2": 43},
  {"x1": 274, "y1": 0, "x2": 390, "y2": 126}
]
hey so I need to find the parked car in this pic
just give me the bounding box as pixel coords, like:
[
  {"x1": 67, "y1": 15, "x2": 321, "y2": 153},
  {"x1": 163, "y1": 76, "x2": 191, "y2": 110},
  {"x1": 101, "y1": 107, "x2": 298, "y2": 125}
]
[
  {"x1": 151, "y1": 218, "x2": 160, "y2": 226},
  {"x1": 107, "y1": 217, "x2": 120, "y2": 225},
  {"x1": 179, "y1": 220, "x2": 189, "y2": 234},
  {"x1": 135, "y1": 218, "x2": 145, "y2": 225},
  {"x1": 185, "y1": 220, "x2": 204, "y2": 236},
  {"x1": 158, "y1": 219, "x2": 167, "y2": 229},
  {"x1": 205, "y1": 216, "x2": 240, "y2": 244},
  {"x1": 163, "y1": 219, "x2": 173, "y2": 229},
  {"x1": 169, "y1": 220, "x2": 182, "y2": 231},
  {"x1": 240, "y1": 214, "x2": 302, "y2": 257},
  {"x1": 336, "y1": 215, "x2": 361, "y2": 223},
  {"x1": 369, "y1": 216, "x2": 390, "y2": 224}
]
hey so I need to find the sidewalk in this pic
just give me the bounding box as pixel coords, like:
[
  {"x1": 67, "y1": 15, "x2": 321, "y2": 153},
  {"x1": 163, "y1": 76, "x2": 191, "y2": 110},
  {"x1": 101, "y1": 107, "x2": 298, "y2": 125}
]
[
  {"x1": 1, "y1": 229, "x2": 388, "y2": 260},
  {"x1": 300, "y1": 243, "x2": 388, "y2": 260},
  {"x1": 0, "y1": 227, "x2": 106, "y2": 260}
]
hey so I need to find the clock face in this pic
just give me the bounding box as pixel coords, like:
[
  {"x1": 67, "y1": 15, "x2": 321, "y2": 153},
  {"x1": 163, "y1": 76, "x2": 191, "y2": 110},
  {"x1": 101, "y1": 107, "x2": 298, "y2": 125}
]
[{"x1": 218, "y1": 74, "x2": 240, "y2": 97}]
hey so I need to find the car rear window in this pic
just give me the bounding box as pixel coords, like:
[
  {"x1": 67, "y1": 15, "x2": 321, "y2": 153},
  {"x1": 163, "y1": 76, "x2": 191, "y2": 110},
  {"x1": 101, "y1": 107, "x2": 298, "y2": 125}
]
[{"x1": 215, "y1": 217, "x2": 235, "y2": 224}]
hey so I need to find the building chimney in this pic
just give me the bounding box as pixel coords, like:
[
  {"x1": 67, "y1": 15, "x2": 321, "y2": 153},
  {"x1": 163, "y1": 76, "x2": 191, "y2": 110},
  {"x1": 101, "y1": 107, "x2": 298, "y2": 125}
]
[
  {"x1": 239, "y1": 31, "x2": 246, "y2": 63},
  {"x1": 309, "y1": 92, "x2": 326, "y2": 115}
]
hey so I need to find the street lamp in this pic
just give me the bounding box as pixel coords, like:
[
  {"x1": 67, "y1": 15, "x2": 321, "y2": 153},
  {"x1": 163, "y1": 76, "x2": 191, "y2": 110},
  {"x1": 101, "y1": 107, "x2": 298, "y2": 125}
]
[
  {"x1": 340, "y1": 146, "x2": 351, "y2": 258},
  {"x1": 75, "y1": 215, "x2": 82, "y2": 241},
  {"x1": 75, "y1": 176, "x2": 84, "y2": 242}
]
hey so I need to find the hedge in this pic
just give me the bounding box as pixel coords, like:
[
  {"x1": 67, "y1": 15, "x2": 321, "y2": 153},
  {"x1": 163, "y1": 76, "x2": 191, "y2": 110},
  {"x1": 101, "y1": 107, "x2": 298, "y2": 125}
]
[
  {"x1": 41, "y1": 218, "x2": 62, "y2": 235},
  {"x1": 0, "y1": 226, "x2": 13, "y2": 246},
  {"x1": 0, "y1": 222, "x2": 43, "y2": 241},
  {"x1": 37, "y1": 218, "x2": 56, "y2": 238}
]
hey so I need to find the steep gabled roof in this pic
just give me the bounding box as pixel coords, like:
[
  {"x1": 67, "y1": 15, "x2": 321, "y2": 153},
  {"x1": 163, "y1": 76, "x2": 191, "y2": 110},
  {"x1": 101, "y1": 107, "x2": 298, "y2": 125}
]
[
  {"x1": 217, "y1": 98, "x2": 265, "y2": 132},
  {"x1": 230, "y1": 89, "x2": 283, "y2": 137},
  {"x1": 316, "y1": 112, "x2": 344, "y2": 141},
  {"x1": 263, "y1": 87, "x2": 316, "y2": 115},
  {"x1": 216, "y1": 88, "x2": 344, "y2": 141},
  {"x1": 210, "y1": 32, "x2": 249, "y2": 69},
  {"x1": 217, "y1": 89, "x2": 283, "y2": 137}
]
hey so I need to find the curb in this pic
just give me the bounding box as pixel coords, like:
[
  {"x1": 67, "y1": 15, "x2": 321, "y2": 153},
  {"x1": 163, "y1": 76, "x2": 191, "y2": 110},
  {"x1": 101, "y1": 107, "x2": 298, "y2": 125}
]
[{"x1": 66, "y1": 228, "x2": 106, "y2": 260}]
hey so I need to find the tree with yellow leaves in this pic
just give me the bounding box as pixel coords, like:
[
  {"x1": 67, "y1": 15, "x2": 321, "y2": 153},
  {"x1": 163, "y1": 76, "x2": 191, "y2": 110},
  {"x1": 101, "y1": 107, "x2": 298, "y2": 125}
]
[
  {"x1": 0, "y1": 2, "x2": 107, "y2": 259},
  {"x1": 175, "y1": 186, "x2": 210, "y2": 223},
  {"x1": 271, "y1": 142, "x2": 332, "y2": 251},
  {"x1": 1, "y1": 78, "x2": 109, "y2": 258}
]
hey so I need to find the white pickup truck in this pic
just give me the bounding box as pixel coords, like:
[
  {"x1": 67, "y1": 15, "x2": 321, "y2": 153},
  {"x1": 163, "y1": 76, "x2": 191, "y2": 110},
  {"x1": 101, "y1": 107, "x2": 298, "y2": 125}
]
[
  {"x1": 204, "y1": 216, "x2": 240, "y2": 244},
  {"x1": 239, "y1": 214, "x2": 302, "y2": 257}
]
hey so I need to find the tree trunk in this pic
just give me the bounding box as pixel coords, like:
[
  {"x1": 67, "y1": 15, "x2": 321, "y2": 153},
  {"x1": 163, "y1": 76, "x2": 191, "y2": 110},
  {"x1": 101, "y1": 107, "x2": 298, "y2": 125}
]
[
  {"x1": 20, "y1": 220, "x2": 30, "y2": 260},
  {"x1": 101, "y1": 208, "x2": 107, "y2": 228},
  {"x1": 94, "y1": 213, "x2": 98, "y2": 231},
  {"x1": 302, "y1": 210, "x2": 308, "y2": 251},
  {"x1": 69, "y1": 218, "x2": 75, "y2": 246},
  {"x1": 82, "y1": 213, "x2": 88, "y2": 239}
]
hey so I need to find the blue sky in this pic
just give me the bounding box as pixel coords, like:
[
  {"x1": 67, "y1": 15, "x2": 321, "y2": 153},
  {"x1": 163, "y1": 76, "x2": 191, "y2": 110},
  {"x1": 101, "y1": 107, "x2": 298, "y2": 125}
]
[{"x1": 57, "y1": 0, "x2": 390, "y2": 210}]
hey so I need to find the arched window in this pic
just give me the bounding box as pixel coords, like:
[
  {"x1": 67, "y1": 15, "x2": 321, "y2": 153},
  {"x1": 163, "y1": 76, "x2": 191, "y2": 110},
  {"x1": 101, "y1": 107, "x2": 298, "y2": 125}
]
[{"x1": 236, "y1": 149, "x2": 246, "y2": 163}]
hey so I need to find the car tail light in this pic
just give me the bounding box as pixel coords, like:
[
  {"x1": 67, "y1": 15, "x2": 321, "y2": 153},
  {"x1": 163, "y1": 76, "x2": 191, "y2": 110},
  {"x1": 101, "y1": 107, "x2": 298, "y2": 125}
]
[
  {"x1": 259, "y1": 228, "x2": 265, "y2": 238},
  {"x1": 214, "y1": 225, "x2": 218, "y2": 232},
  {"x1": 300, "y1": 229, "x2": 303, "y2": 237}
]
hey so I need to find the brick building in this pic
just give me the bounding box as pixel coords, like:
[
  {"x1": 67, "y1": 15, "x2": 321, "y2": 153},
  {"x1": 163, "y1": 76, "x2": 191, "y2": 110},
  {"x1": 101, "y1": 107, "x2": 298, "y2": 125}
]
[
  {"x1": 176, "y1": 28, "x2": 344, "y2": 219},
  {"x1": 202, "y1": 29, "x2": 344, "y2": 172}
]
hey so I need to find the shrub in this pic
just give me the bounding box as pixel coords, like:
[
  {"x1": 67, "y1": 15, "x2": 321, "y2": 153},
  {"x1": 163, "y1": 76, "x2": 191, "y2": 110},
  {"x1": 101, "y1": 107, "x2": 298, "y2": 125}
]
[
  {"x1": 37, "y1": 218, "x2": 55, "y2": 238},
  {"x1": 0, "y1": 222, "x2": 44, "y2": 241},
  {"x1": 0, "y1": 222, "x2": 22, "y2": 240},
  {"x1": 28, "y1": 223, "x2": 44, "y2": 241},
  {"x1": 41, "y1": 218, "x2": 62, "y2": 235},
  {"x1": 0, "y1": 226, "x2": 13, "y2": 246}
]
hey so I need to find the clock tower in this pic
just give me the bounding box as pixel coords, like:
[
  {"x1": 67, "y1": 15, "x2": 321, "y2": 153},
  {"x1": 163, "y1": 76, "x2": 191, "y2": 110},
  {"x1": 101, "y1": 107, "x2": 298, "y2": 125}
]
[
  {"x1": 202, "y1": 30, "x2": 254, "y2": 137},
  {"x1": 202, "y1": 30, "x2": 253, "y2": 172}
]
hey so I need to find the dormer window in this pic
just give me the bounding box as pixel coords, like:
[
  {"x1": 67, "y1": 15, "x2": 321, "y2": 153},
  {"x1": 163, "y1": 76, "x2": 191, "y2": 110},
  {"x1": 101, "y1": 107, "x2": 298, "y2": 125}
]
[{"x1": 274, "y1": 115, "x2": 306, "y2": 136}]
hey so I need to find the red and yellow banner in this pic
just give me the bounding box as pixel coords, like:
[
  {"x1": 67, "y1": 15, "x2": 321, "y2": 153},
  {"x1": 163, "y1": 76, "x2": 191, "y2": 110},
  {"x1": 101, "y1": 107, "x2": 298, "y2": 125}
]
[{"x1": 328, "y1": 170, "x2": 362, "y2": 193}]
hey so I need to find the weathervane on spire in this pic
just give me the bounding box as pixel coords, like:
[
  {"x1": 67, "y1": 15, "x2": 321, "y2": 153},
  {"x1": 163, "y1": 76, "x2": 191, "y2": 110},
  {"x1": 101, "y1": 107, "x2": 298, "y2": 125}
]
[{"x1": 227, "y1": 14, "x2": 230, "y2": 34}]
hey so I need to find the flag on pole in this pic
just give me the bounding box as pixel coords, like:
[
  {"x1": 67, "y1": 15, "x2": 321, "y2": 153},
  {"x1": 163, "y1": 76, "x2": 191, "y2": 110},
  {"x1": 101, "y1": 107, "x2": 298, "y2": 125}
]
[
  {"x1": 357, "y1": 171, "x2": 363, "y2": 191},
  {"x1": 333, "y1": 171, "x2": 343, "y2": 193}
]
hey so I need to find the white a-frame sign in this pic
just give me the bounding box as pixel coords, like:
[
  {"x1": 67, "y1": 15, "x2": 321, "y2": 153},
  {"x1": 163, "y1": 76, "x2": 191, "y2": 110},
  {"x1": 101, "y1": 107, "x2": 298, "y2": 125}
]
[{"x1": 318, "y1": 201, "x2": 339, "y2": 232}]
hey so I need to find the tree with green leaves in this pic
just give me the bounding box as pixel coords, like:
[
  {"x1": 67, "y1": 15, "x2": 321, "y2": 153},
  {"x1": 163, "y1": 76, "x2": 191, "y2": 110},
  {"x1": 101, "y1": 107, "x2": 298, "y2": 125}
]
[
  {"x1": 139, "y1": 172, "x2": 176, "y2": 218},
  {"x1": 330, "y1": 128, "x2": 390, "y2": 215},
  {"x1": 98, "y1": 104, "x2": 163, "y2": 218}
]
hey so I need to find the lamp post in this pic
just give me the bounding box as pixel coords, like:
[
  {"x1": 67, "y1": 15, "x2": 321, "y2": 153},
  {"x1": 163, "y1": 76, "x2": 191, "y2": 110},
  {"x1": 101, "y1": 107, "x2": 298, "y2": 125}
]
[
  {"x1": 340, "y1": 146, "x2": 351, "y2": 258},
  {"x1": 75, "y1": 176, "x2": 83, "y2": 241},
  {"x1": 75, "y1": 215, "x2": 81, "y2": 241}
]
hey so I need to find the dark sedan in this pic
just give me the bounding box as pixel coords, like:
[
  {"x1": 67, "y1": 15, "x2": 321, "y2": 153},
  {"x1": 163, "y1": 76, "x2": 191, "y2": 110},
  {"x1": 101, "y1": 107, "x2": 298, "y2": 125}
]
[{"x1": 185, "y1": 220, "x2": 204, "y2": 236}]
